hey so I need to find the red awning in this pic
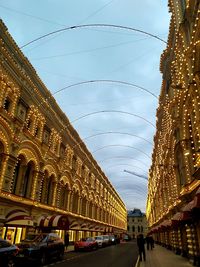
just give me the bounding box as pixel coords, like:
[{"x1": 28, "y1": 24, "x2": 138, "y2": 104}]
[
  {"x1": 195, "y1": 187, "x2": 200, "y2": 195},
  {"x1": 38, "y1": 215, "x2": 69, "y2": 230},
  {"x1": 160, "y1": 219, "x2": 172, "y2": 228},
  {"x1": 182, "y1": 200, "x2": 195, "y2": 212},
  {"x1": 5, "y1": 209, "x2": 34, "y2": 227},
  {"x1": 171, "y1": 211, "x2": 192, "y2": 222},
  {"x1": 181, "y1": 187, "x2": 200, "y2": 211},
  {"x1": 192, "y1": 194, "x2": 200, "y2": 209}
]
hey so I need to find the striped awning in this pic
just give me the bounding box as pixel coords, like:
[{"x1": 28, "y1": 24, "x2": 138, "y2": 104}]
[
  {"x1": 38, "y1": 215, "x2": 69, "y2": 230},
  {"x1": 171, "y1": 211, "x2": 192, "y2": 222},
  {"x1": 160, "y1": 219, "x2": 172, "y2": 228},
  {"x1": 182, "y1": 200, "x2": 195, "y2": 212},
  {"x1": 5, "y1": 209, "x2": 34, "y2": 227}
]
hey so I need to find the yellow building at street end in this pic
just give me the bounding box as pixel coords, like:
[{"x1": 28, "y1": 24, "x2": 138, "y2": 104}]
[
  {"x1": 0, "y1": 19, "x2": 127, "y2": 244},
  {"x1": 147, "y1": 1, "x2": 200, "y2": 266}
]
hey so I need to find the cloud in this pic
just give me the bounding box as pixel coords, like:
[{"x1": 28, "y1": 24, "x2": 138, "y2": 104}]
[{"x1": 0, "y1": 0, "x2": 170, "y2": 212}]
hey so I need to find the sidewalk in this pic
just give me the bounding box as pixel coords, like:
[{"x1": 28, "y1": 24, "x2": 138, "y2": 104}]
[
  {"x1": 65, "y1": 245, "x2": 74, "y2": 252},
  {"x1": 137, "y1": 244, "x2": 192, "y2": 267}
]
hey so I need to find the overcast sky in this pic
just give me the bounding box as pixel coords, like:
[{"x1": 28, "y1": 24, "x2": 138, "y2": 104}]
[{"x1": 0, "y1": 0, "x2": 170, "y2": 212}]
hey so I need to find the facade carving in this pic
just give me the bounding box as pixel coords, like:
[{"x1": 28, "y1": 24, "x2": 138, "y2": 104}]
[
  {"x1": 0, "y1": 19, "x2": 126, "y2": 244},
  {"x1": 147, "y1": 1, "x2": 200, "y2": 265}
]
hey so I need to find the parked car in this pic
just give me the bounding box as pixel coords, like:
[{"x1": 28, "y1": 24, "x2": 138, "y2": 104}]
[
  {"x1": 109, "y1": 235, "x2": 117, "y2": 245},
  {"x1": 0, "y1": 238, "x2": 19, "y2": 267},
  {"x1": 74, "y1": 237, "x2": 98, "y2": 251},
  {"x1": 123, "y1": 234, "x2": 131, "y2": 242},
  {"x1": 94, "y1": 236, "x2": 104, "y2": 248},
  {"x1": 101, "y1": 235, "x2": 111, "y2": 246},
  {"x1": 16, "y1": 233, "x2": 64, "y2": 266}
]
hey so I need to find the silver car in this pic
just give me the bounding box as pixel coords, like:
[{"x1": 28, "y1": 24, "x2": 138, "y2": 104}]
[{"x1": 94, "y1": 236, "x2": 104, "y2": 247}]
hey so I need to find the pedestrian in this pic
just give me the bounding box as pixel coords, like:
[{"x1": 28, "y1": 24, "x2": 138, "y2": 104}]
[
  {"x1": 149, "y1": 235, "x2": 154, "y2": 249},
  {"x1": 64, "y1": 231, "x2": 69, "y2": 251},
  {"x1": 137, "y1": 234, "x2": 146, "y2": 261},
  {"x1": 146, "y1": 235, "x2": 150, "y2": 250}
]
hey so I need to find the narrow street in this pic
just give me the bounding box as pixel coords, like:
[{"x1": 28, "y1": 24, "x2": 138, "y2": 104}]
[{"x1": 45, "y1": 241, "x2": 138, "y2": 267}]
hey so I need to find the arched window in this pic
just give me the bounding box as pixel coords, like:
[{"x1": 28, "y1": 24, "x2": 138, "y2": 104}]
[
  {"x1": 132, "y1": 226, "x2": 135, "y2": 232},
  {"x1": 81, "y1": 196, "x2": 87, "y2": 216},
  {"x1": 4, "y1": 97, "x2": 11, "y2": 112},
  {"x1": 40, "y1": 172, "x2": 56, "y2": 205},
  {"x1": 138, "y1": 226, "x2": 140, "y2": 232},
  {"x1": 11, "y1": 155, "x2": 26, "y2": 195},
  {"x1": 72, "y1": 190, "x2": 79, "y2": 213},
  {"x1": 47, "y1": 175, "x2": 55, "y2": 205},
  {"x1": 21, "y1": 161, "x2": 33, "y2": 198},
  {"x1": 58, "y1": 182, "x2": 69, "y2": 210},
  {"x1": 11, "y1": 157, "x2": 35, "y2": 198}
]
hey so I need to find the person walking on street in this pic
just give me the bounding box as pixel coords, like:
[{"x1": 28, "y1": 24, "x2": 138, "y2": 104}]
[
  {"x1": 137, "y1": 234, "x2": 146, "y2": 261},
  {"x1": 146, "y1": 235, "x2": 150, "y2": 250},
  {"x1": 149, "y1": 236, "x2": 154, "y2": 250},
  {"x1": 64, "y1": 231, "x2": 69, "y2": 251}
]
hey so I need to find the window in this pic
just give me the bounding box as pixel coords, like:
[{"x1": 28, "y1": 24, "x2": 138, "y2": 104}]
[
  {"x1": 35, "y1": 127, "x2": 39, "y2": 137},
  {"x1": 132, "y1": 226, "x2": 135, "y2": 232},
  {"x1": 180, "y1": 0, "x2": 186, "y2": 14},
  {"x1": 43, "y1": 128, "x2": 50, "y2": 144},
  {"x1": 4, "y1": 98, "x2": 11, "y2": 111},
  {"x1": 26, "y1": 120, "x2": 32, "y2": 130},
  {"x1": 127, "y1": 226, "x2": 129, "y2": 231}
]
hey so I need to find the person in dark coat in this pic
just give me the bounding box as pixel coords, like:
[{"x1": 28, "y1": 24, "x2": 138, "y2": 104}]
[
  {"x1": 149, "y1": 236, "x2": 154, "y2": 249},
  {"x1": 146, "y1": 235, "x2": 150, "y2": 250},
  {"x1": 146, "y1": 235, "x2": 154, "y2": 250},
  {"x1": 137, "y1": 234, "x2": 146, "y2": 261},
  {"x1": 64, "y1": 232, "x2": 69, "y2": 251}
]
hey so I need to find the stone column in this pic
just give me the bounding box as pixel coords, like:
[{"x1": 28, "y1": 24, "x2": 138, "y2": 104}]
[
  {"x1": 77, "y1": 196, "x2": 82, "y2": 214},
  {"x1": 52, "y1": 182, "x2": 58, "y2": 206},
  {"x1": 30, "y1": 170, "x2": 41, "y2": 201}
]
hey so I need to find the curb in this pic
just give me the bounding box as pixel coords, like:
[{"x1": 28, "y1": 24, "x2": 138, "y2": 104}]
[{"x1": 134, "y1": 256, "x2": 140, "y2": 267}]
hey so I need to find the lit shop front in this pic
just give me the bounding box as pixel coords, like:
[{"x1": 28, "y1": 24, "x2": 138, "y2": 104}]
[{"x1": 1, "y1": 209, "x2": 34, "y2": 244}]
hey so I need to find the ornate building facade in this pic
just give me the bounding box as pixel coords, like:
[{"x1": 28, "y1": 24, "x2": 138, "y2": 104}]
[
  {"x1": 146, "y1": 1, "x2": 200, "y2": 266},
  {"x1": 0, "y1": 19, "x2": 127, "y2": 244},
  {"x1": 127, "y1": 209, "x2": 148, "y2": 239}
]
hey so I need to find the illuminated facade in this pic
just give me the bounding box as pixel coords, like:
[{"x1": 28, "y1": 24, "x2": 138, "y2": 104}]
[
  {"x1": 0, "y1": 19, "x2": 127, "y2": 244},
  {"x1": 127, "y1": 209, "x2": 148, "y2": 239},
  {"x1": 146, "y1": 1, "x2": 200, "y2": 265}
]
